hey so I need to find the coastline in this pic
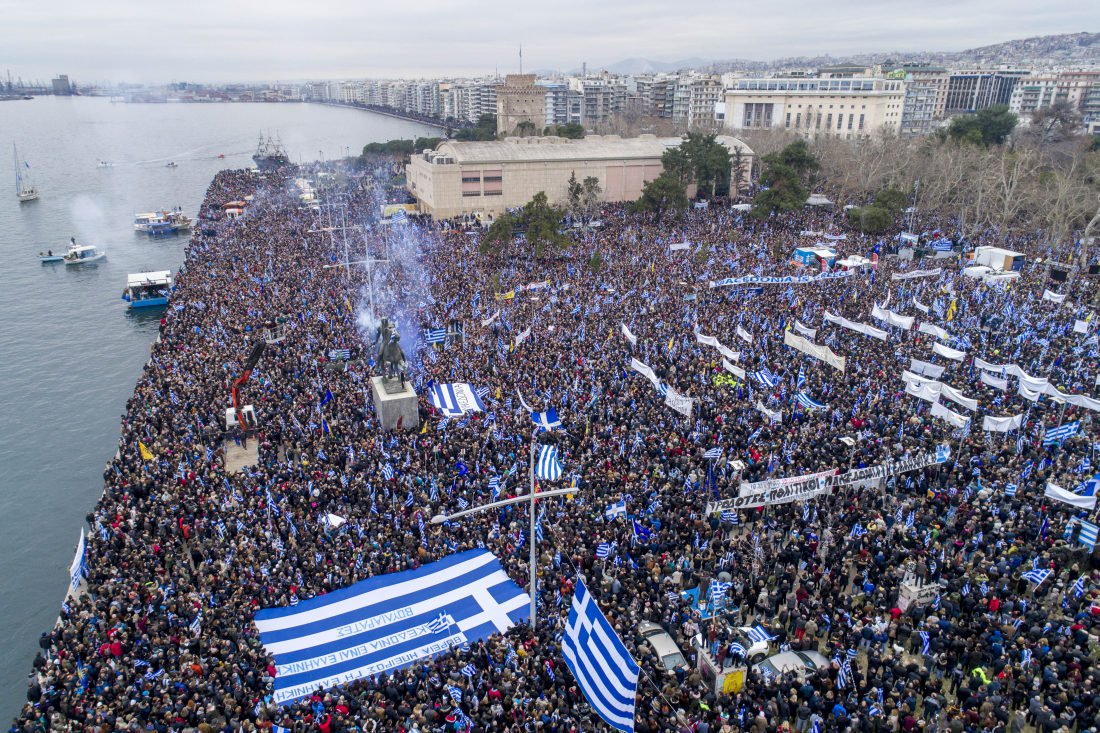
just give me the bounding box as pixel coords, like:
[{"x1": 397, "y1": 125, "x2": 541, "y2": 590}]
[{"x1": 309, "y1": 100, "x2": 449, "y2": 131}]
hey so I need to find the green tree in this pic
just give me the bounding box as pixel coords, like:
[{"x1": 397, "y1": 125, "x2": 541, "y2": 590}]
[
  {"x1": 413, "y1": 137, "x2": 442, "y2": 151},
  {"x1": 454, "y1": 114, "x2": 498, "y2": 141},
  {"x1": 589, "y1": 249, "x2": 604, "y2": 274},
  {"x1": 661, "y1": 147, "x2": 694, "y2": 187},
  {"x1": 873, "y1": 187, "x2": 909, "y2": 215},
  {"x1": 751, "y1": 140, "x2": 819, "y2": 218},
  {"x1": 947, "y1": 105, "x2": 1018, "y2": 146},
  {"x1": 680, "y1": 132, "x2": 732, "y2": 199},
  {"x1": 847, "y1": 205, "x2": 894, "y2": 234},
  {"x1": 581, "y1": 176, "x2": 602, "y2": 222},
  {"x1": 566, "y1": 171, "x2": 583, "y2": 217},
  {"x1": 482, "y1": 193, "x2": 569, "y2": 258},
  {"x1": 545, "y1": 123, "x2": 584, "y2": 139},
  {"x1": 514, "y1": 120, "x2": 537, "y2": 137},
  {"x1": 630, "y1": 172, "x2": 689, "y2": 220}
]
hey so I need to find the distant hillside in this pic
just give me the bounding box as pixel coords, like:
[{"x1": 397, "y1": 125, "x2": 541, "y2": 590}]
[{"x1": 592, "y1": 32, "x2": 1100, "y2": 75}]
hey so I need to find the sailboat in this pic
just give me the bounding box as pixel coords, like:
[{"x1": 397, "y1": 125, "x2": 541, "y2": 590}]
[{"x1": 14, "y1": 144, "x2": 38, "y2": 202}]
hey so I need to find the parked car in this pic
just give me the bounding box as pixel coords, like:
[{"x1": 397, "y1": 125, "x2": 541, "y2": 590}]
[
  {"x1": 753, "y1": 650, "x2": 831, "y2": 681},
  {"x1": 734, "y1": 626, "x2": 773, "y2": 663},
  {"x1": 637, "y1": 621, "x2": 688, "y2": 675}
]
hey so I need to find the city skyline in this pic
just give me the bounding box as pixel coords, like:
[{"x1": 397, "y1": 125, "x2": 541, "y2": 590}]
[{"x1": 2, "y1": 0, "x2": 1095, "y2": 84}]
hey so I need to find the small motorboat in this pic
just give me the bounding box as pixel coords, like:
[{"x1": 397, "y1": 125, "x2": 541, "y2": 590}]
[
  {"x1": 64, "y1": 243, "x2": 106, "y2": 265},
  {"x1": 123, "y1": 270, "x2": 172, "y2": 308},
  {"x1": 165, "y1": 161, "x2": 178, "y2": 168},
  {"x1": 217, "y1": 153, "x2": 225, "y2": 159},
  {"x1": 97, "y1": 160, "x2": 115, "y2": 168},
  {"x1": 39, "y1": 251, "x2": 64, "y2": 263}
]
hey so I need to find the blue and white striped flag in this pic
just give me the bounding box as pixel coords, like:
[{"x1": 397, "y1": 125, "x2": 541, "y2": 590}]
[
  {"x1": 795, "y1": 392, "x2": 825, "y2": 410},
  {"x1": 535, "y1": 444, "x2": 564, "y2": 482},
  {"x1": 752, "y1": 369, "x2": 780, "y2": 388},
  {"x1": 390, "y1": 208, "x2": 408, "y2": 224},
  {"x1": 1005, "y1": 483, "x2": 1017, "y2": 497},
  {"x1": 729, "y1": 642, "x2": 747, "y2": 658},
  {"x1": 425, "y1": 328, "x2": 447, "y2": 344},
  {"x1": 1074, "y1": 575, "x2": 1087, "y2": 598},
  {"x1": 429, "y1": 382, "x2": 486, "y2": 417},
  {"x1": 1043, "y1": 421, "x2": 1080, "y2": 446},
  {"x1": 745, "y1": 625, "x2": 775, "y2": 644},
  {"x1": 562, "y1": 580, "x2": 639, "y2": 733},
  {"x1": 704, "y1": 447, "x2": 722, "y2": 460},
  {"x1": 1022, "y1": 567, "x2": 1052, "y2": 586},
  {"x1": 918, "y1": 630, "x2": 930, "y2": 655},
  {"x1": 254, "y1": 550, "x2": 531, "y2": 704},
  {"x1": 596, "y1": 542, "x2": 614, "y2": 559}
]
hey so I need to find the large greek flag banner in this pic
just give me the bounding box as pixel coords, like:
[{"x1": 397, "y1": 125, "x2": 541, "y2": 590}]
[
  {"x1": 429, "y1": 382, "x2": 487, "y2": 416},
  {"x1": 255, "y1": 550, "x2": 531, "y2": 704},
  {"x1": 563, "y1": 579, "x2": 639, "y2": 732}
]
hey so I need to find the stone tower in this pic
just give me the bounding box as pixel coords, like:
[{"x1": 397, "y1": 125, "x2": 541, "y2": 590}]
[{"x1": 495, "y1": 75, "x2": 545, "y2": 136}]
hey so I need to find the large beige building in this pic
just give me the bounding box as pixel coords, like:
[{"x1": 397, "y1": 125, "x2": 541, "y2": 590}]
[
  {"x1": 405, "y1": 134, "x2": 753, "y2": 220},
  {"x1": 723, "y1": 76, "x2": 906, "y2": 138},
  {"x1": 495, "y1": 75, "x2": 545, "y2": 135}
]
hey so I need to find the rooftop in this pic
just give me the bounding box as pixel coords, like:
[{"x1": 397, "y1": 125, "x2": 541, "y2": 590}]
[{"x1": 430, "y1": 134, "x2": 752, "y2": 165}]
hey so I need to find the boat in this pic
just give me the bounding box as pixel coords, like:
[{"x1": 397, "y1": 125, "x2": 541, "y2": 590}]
[
  {"x1": 134, "y1": 209, "x2": 192, "y2": 235},
  {"x1": 64, "y1": 244, "x2": 106, "y2": 265},
  {"x1": 133, "y1": 212, "x2": 163, "y2": 233},
  {"x1": 122, "y1": 270, "x2": 172, "y2": 308},
  {"x1": 217, "y1": 153, "x2": 225, "y2": 159},
  {"x1": 252, "y1": 133, "x2": 290, "y2": 171},
  {"x1": 165, "y1": 210, "x2": 192, "y2": 230},
  {"x1": 97, "y1": 160, "x2": 115, "y2": 168},
  {"x1": 38, "y1": 251, "x2": 64, "y2": 263},
  {"x1": 13, "y1": 143, "x2": 38, "y2": 202},
  {"x1": 165, "y1": 161, "x2": 178, "y2": 168}
]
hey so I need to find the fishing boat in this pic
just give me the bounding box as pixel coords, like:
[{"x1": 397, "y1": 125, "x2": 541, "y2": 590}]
[
  {"x1": 64, "y1": 244, "x2": 106, "y2": 265},
  {"x1": 13, "y1": 143, "x2": 38, "y2": 202},
  {"x1": 133, "y1": 212, "x2": 164, "y2": 233},
  {"x1": 38, "y1": 250, "x2": 64, "y2": 263},
  {"x1": 165, "y1": 210, "x2": 192, "y2": 231},
  {"x1": 96, "y1": 160, "x2": 115, "y2": 168},
  {"x1": 165, "y1": 161, "x2": 178, "y2": 168},
  {"x1": 122, "y1": 270, "x2": 172, "y2": 308},
  {"x1": 134, "y1": 209, "x2": 192, "y2": 235}
]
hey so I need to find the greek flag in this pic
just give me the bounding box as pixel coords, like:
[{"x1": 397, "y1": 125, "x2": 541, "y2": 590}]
[
  {"x1": 795, "y1": 392, "x2": 825, "y2": 410},
  {"x1": 535, "y1": 445, "x2": 564, "y2": 482},
  {"x1": 729, "y1": 642, "x2": 747, "y2": 658},
  {"x1": 532, "y1": 408, "x2": 562, "y2": 431},
  {"x1": 1022, "y1": 567, "x2": 1052, "y2": 586},
  {"x1": 930, "y1": 237, "x2": 953, "y2": 252},
  {"x1": 605, "y1": 500, "x2": 627, "y2": 519},
  {"x1": 1074, "y1": 576, "x2": 1087, "y2": 598},
  {"x1": 918, "y1": 630, "x2": 930, "y2": 655},
  {"x1": 745, "y1": 625, "x2": 775, "y2": 644},
  {"x1": 391, "y1": 208, "x2": 408, "y2": 224},
  {"x1": 797, "y1": 365, "x2": 806, "y2": 391},
  {"x1": 488, "y1": 476, "x2": 501, "y2": 498},
  {"x1": 721, "y1": 510, "x2": 738, "y2": 523},
  {"x1": 254, "y1": 550, "x2": 531, "y2": 704},
  {"x1": 704, "y1": 447, "x2": 722, "y2": 460},
  {"x1": 1005, "y1": 483, "x2": 1017, "y2": 497},
  {"x1": 1080, "y1": 521, "x2": 1099, "y2": 550},
  {"x1": 850, "y1": 523, "x2": 868, "y2": 538},
  {"x1": 1043, "y1": 421, "x2": 1080, "y2": 446},
  {"x1": 752, "y1": 369, "x2": 779, "y2": 388},
  {"x1": 328, "y1": 348, "x2": 351, "y2": 361},
  {"x1": 460, "y1": 664, "x2": 477, "y2": 677},
  {"x1": 425, "y1": 328, "x2": 447, "y2": 344},
  {"x1": 429, "y1": 382, "x2": 487, "y2": 417},
  {"x1": 190, "y1": 612, "x2": 203, "y2": 635},
  {"x1": 562, "y1": 579, "x2": 639, "y2": 733}
]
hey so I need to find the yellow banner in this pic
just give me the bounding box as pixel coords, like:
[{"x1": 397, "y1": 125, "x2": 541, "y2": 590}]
[{"x1": 138, "y1": 442, "x2": 154, "y2": 460}]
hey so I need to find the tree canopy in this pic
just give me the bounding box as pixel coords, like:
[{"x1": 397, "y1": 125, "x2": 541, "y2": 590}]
[
  {"x1": 630, "y1": 172, "x2": 689, "y2": 220},
  {"x1": 947, "y1": 105, "x2": 1019, "y2": 147},
  {"x1": 751, "y1": 140, "x2": 820, "y2": 218},
  {"x1": 454, "y1": 114, "x2": 499, "y2": 141},
  {"x1": 481, "y1": 191, "x2": 570, "y2": 258}
]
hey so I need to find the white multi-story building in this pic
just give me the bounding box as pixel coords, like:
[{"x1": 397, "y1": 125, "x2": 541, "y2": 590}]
[{"x1": 723, "y1": 75, "x2": 906, "y2": 138}]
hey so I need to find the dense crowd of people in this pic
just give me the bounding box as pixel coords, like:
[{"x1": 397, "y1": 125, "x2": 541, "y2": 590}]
[{"x1": 12, "y1": 162, "x2": 1100, "y2": 733}]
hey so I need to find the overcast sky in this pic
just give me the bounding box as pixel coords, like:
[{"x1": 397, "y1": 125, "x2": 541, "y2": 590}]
[{"x1": 3, "y1": 0, "x2": 1095, "y2": 84}]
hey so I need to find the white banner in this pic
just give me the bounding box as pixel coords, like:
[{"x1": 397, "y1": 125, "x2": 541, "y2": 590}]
[
  {"x1": 514, "y1": 325, "x2": 532, "y2": 347},
  {"x1": 980, "y1": 372, "x2": 1009, "y2": 391},
  {"x1": 1075, "y1": 320, "x2": 1090, "y2": 334},
  {"x1": 630, "y1": 358, "x2": 660, "y2": 388},
  {"x1": 696, "y1": 331, "x2": 740, "y2": 362},
  {"x1": 735, "y1": 325, "x2": 753, "y2": 344},
  {"x1": 794, "y1": 321, "x2": 817, "y2": 339},
  {"x1": 891, "y1": 268, "x2": 943, "y2": 281},
  {"x1": 481, "y1": 311, "x2": 500, "y2": 328},
  {"x1": 669, "y1": 242, "x2": 690, "y2": 252},
  {"x1": 1019, "y1": 384, "x2": 1043, "y2": 402},
  {"x1": 665, "y1": 388, "x2": 694, "y2": 417},
  {"x1": 709, "y1": 271, "x2": 854, "y2": 289},
  {"x1": 940, "y1": 384, "x2": 978, "y2": 411},
  {"x1": 69, "y1": 528, "x2": 85, "y2": 592},
  {"x1": 910, "y1": 359, "x2": 945, "y2": 379},
  {"x1": 783, "y1": 330, "x2": 846, "y2": 372},
  {"x1": 1020, "y1": 374, "x2": 1049, "y2": 392},
  {"x1": 823, "y1": 311, "x2": 888, "y2": 341},
  {"x1": 1042, "y1": 289, "x2": 1067, "y2": 304},
  {"x1": 931, "y1": 400, "x2": 969, "y2": 428},
  {"x1": 918, "y1": 322, "x2": 951, "y2": 341},
  {"x1": 1045, "y1": 482, "x2": 1098, "y2": 510},
  {"x1": 932, "y1": 342, "x2": 966, "y2": 361},
  {"x1": 1044, "y1": 385, "x2": 1100, "y2": 413},
  {"x1": 982, "y1": 414, "x2": 1023, "y2": 432},
  {"x1": 912, "y1": 298, "x2": 930, "y2": 314},
  {"x1": 621, "y1": 323, "x2": 637, "y2": 346},
  {"x1": 722, "y1": 359, "x2": 745, "y2": 379},
  {"x1": 756, "y1": 400, "x2": 783, "y2": 423},
  {"x1": 739, "y1": 469, "x2": 838, "y2": 499},
  {"x1": 872, "y1": 304, "x2": 914, "y2": 330}
]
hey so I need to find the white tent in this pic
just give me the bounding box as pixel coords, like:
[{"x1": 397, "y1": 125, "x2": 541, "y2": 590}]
[{"x1": 805, "y1": 193, "x2": 834, "y2": 207}]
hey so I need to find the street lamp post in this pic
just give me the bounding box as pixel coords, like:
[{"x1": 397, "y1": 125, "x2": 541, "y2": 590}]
[{"x1": 430, "y1": 455, "x2": 574, "y2": 631}]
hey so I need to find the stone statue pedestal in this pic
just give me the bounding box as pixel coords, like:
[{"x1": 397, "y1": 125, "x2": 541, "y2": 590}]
[{"x1": 371, "y1": 376, "x2": 418, "y2": 431}]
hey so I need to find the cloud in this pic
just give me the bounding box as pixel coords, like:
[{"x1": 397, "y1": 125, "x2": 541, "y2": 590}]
[{"x1": 2, "y1": 0, "x2": 1094, "y2": 82}]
